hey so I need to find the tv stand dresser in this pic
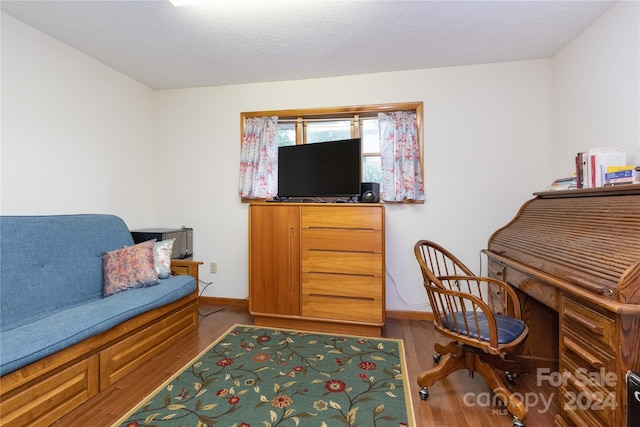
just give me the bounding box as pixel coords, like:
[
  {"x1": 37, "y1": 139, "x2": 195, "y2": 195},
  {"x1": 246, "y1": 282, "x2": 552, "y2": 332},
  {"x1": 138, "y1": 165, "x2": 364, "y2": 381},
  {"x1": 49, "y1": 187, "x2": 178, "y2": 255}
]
[{"x1": 248, "y1": 203, "x2": 385, "y2": 336}]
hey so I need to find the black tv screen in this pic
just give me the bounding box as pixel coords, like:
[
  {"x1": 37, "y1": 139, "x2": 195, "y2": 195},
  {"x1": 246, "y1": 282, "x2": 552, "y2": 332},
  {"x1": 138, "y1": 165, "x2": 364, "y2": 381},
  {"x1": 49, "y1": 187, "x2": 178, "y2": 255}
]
[{"x1": 277, "y1": 138, "x2": 361, "y2": 199}]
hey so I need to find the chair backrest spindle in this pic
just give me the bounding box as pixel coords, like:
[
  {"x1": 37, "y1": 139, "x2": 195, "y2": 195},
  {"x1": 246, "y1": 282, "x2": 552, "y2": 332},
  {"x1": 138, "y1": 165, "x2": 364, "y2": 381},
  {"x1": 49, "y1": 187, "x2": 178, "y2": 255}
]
[
  {"x1": 413, "y1": 239, "x2": 529, "y2": 423},
  {"x1": 414, "y1": 239, "x2": 528, "y2": 354}
]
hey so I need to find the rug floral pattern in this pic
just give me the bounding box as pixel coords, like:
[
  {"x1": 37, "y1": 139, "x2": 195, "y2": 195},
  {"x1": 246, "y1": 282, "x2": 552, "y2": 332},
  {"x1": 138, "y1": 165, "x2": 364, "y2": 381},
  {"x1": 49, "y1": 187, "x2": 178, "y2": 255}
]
[{"x1": 117, "y1": 325, "x2": 413, "y2": 427}]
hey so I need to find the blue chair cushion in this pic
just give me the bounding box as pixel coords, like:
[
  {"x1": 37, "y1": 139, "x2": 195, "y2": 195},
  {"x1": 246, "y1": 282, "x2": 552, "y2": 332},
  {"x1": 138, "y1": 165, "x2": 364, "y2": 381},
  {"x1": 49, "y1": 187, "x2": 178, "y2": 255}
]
[{"x1": 441, "y1": 311, "x2": 526, "y2": 344}]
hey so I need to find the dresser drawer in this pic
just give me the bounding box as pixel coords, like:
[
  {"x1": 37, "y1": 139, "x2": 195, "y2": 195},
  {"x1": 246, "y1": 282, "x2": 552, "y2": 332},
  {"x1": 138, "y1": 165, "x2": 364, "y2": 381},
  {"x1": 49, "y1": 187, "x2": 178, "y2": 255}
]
[
  {"x1": 302, "y1": 251, "x2": 383, "y2": 277},
  {"x1": 506, "y1": 267, "x2": 558, "y2": 310},
  {"x1": 301, "y1": 228, "x2": 382, "y2": 252},
  {"x1": 302, "y1": 206, "x2": 382, "y2": 230},
  {"x1": 302, "y1": 273, "x2": 383, "y2": 299},
  {"x1": 302, "y1": 273, "x2": 383, "y2": 323},
  {"x1": 562, "y1": 296, "x2": 616, "y2": 351}
]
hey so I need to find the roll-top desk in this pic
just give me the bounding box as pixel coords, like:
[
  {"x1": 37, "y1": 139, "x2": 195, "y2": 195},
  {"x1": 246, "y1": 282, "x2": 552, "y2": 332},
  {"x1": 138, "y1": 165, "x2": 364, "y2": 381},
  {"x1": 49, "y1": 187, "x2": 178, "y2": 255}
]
[{"x1": 484, "y1": 184, "x2": 640, "y2": 427}]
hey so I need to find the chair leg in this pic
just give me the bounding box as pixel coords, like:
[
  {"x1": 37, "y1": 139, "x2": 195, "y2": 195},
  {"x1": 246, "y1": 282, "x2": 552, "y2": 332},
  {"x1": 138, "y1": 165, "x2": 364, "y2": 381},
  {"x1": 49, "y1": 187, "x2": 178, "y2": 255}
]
[
  {"x1": 434, "y1": 340, "x2": 459, "y2": 356},
  {"x1": 417, "y1": 350, "x2": 466, "y2": 388},
  {"x1": 480, "y1": 353, "x2": 523, "y2": 376},
  {"x1": 417, "y1": 347, "x2": 528, "y2": 422},
  {"x1": 473, "y1": 354, "x2": 527, "y2": 421}
]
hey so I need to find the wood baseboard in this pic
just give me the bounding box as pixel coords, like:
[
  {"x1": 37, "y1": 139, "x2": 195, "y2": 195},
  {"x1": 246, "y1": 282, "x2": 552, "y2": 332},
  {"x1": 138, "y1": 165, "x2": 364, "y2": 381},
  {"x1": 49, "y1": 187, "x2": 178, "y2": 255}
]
[
  {"x1": 199, "y1": 296, "x2": 249, "y2": 308},
  {"x1": 199, "y1": 298, "x2": 432, "y2": 322},
  {"x1": 385, "y1": 310, "x2": 434, "y2": 321}
]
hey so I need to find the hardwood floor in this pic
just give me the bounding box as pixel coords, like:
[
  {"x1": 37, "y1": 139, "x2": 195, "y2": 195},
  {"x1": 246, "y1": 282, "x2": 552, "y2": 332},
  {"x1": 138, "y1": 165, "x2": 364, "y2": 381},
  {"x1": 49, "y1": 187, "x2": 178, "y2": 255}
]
[{"x1": 53, "y1": 304, "x2": 558, "y2": 427}]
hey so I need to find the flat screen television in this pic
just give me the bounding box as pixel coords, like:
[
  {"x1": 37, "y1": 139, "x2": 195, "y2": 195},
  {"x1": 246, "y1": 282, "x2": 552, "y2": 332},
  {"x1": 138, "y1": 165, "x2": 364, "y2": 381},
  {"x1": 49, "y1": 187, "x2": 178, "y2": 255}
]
[{"x1": 277, "y1": 138, "x2": 361, "y2": 199}]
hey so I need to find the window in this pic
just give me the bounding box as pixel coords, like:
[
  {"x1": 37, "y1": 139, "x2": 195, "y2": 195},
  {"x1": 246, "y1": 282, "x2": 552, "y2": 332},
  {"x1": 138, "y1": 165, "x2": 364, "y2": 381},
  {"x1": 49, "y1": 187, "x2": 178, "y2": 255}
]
[{"x1": 241, "y1": 102, "x2": 424, "y2": 202}]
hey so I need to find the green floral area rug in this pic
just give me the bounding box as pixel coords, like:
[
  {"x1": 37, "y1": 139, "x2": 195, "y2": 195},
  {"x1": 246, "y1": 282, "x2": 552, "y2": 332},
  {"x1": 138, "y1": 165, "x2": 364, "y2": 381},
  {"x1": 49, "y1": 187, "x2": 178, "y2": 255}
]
[{"x1": 114, "y1": 324, "x2": 415, "y2": 427}]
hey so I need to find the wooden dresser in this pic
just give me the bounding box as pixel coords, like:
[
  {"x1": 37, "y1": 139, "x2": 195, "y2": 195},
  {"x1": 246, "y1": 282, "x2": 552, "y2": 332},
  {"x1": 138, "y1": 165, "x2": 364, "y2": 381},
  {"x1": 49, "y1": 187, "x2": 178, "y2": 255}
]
[
  {"x1": 484, "y1": 185, "x2": 640, "y2": 427},
  {"x1": 248, "y1": 203, "x2": 385, "y2": 336}
]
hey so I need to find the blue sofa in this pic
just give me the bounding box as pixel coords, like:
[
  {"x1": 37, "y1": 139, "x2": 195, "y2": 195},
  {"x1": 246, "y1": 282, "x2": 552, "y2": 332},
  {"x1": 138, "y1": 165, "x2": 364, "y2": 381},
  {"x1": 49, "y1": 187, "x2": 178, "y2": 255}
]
[{"x1": 0, "y1": 214, "x2": 200, "y2": 426}]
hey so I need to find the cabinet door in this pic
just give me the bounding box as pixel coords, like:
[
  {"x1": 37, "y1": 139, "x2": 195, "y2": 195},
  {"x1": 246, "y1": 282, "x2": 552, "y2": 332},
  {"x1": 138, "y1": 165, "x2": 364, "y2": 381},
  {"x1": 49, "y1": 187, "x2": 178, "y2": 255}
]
[{"x1": 249, "y1": 205, "x2": 300, "y2": 316}]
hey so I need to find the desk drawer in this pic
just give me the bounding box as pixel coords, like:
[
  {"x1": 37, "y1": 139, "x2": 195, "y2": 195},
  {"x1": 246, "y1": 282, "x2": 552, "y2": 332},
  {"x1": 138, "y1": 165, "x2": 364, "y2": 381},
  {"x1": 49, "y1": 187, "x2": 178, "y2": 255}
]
[
  {"x1": 560, "y1": 323, "x2": 617, "y2": 427},
  {"x1": 487, "y1": 260, "x2": 508, "y2": 314},
  {"x1": 561, "y1": 325, "x2": 614, "y2": 372},
  {"x1": 488, "y1": 260, "x2": 506, "y2": 280},
  {"x1": 562, "y1": 296, "x2": 616, "y2": 351},
  {"x1": 559, "y1": 385, "x2": 611, "y2": 427},
  {"x1": 506, "y1": 267, "x2": 558, "y2": 310},
  {"x1": 560, "y1": 355, "x2": 616, "y2": 426}
]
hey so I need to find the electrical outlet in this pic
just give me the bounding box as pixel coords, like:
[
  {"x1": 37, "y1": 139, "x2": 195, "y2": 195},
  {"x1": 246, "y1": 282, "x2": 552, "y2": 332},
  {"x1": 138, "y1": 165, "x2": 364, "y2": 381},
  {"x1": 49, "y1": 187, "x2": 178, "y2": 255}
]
[{"x1": 210, "y1": 262, "x2": 217, "y2": 274}]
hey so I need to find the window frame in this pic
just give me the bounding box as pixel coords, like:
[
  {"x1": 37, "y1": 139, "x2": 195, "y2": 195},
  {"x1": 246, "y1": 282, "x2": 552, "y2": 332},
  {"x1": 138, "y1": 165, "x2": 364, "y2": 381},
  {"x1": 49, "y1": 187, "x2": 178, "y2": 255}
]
[{"x1": 240, "y1": 102, "x2": 424, "y2": 203}]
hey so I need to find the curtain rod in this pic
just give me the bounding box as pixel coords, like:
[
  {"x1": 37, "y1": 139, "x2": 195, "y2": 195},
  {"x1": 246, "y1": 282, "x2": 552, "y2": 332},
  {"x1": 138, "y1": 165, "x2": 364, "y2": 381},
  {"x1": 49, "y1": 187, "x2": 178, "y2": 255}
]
[
  {"x1": 275, "y1": 110, "x2": 412, "y2": 124},
  {"x1": 277, "y1": 117, "x2": 370, "y2": 124}
]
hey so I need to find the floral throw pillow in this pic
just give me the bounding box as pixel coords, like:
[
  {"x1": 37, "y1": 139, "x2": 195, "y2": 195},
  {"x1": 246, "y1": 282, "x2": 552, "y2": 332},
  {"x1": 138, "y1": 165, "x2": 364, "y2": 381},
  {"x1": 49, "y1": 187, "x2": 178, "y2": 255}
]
[
  {"x1": 103, "y1": 240, "x2": 160, "y2": 297},
  {"x1": 154, "y1": 238, "x2": 175, "y2": 279}
]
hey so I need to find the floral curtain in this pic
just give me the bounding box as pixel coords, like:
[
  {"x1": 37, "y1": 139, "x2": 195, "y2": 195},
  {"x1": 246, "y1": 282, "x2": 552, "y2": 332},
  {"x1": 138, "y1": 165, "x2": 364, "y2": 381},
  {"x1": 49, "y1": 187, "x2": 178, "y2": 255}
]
[
  {"x1": 378, "y1": 111, "x2": 425, "y2": 202},
  {"x1": 238, "y1": 116, "x2": 279, "y2": 199}
]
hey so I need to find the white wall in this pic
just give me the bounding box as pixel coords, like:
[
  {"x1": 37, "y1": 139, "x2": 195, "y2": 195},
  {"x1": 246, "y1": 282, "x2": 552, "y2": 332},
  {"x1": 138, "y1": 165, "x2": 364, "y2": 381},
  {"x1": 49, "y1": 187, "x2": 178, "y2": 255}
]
[
  {"x1": 154, "y1": 61, "x2": 552, "y2": 310},
  {"x1": 552, "y1": 0, "x2": 640, "y2": 176},
  {"x1": 0, "y1": 12, "x2": 156, "y2": 228},
  {"x1": 11, "y1": 4, "x2": 638, "y2": 312}
]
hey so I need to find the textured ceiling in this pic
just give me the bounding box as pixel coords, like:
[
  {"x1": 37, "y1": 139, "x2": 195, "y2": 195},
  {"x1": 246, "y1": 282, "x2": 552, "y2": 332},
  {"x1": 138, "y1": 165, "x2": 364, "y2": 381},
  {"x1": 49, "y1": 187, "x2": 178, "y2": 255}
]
[{"x1": 1, "y1": 0, "x2": 617, "y2": 90}]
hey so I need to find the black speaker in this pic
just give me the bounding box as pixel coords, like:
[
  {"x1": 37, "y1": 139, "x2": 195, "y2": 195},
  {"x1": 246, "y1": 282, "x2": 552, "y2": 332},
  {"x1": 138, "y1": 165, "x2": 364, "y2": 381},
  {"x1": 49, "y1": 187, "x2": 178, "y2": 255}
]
[{"x1": 360, "y1": 182, "x2": 380, "y2": 203}]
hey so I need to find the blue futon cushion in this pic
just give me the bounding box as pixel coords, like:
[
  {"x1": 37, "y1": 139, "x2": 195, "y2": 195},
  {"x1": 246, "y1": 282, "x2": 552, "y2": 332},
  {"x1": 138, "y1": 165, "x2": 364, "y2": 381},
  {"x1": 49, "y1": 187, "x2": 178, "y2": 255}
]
[
  {"x1": 0, "y1": 214, "x2": 197, "y2": 376},
  {"x1": 1, "y1": 214, "x2": 136, "y2": 332},
  {"x1": 0, "y1": 275, "x2": 195, "y2": 375}
]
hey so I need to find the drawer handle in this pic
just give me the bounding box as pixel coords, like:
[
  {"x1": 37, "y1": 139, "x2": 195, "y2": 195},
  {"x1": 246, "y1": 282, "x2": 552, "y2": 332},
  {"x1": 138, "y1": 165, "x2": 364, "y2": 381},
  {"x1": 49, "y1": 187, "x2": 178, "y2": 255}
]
[
  {"x1": 308, "y1": 293, "x2": 375, "y2": 302},
  {"x1": 565, "y1": 372, "x2": 602, "y2": 403},
  {"x1": 308, "y1": 249, "x2": 376, "y2": 254},
  {"x1": 308, "y1": 271, "x2": 376, "y2": 278},
  {"x1": 564, "y1": 309, "x2": 605, "y2": 335},
  {"x1": 563, "y1": 336, "x2": 604, "y2": 369},
  {"x1": 308, "y1": 226, "x2": 375, "y2": 231}
]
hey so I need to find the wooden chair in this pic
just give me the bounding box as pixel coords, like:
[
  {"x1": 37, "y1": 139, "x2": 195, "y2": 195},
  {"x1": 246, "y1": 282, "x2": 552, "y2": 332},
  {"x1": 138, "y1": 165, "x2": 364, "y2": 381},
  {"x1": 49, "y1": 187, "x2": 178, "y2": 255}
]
[{"x1": 414, "y1": 240, "x2": 529, "y2": 427}]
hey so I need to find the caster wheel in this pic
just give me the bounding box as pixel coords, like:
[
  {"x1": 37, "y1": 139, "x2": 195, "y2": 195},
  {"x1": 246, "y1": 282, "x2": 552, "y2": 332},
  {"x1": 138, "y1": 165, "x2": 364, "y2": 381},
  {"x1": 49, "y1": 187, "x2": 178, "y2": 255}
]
[
  {"x1": 419, "y1": 387, "x2": 429, "y2": 400},
  {"x1": 506, "y1": 371, "x2": 517, "y2": 383},
  {"x1": 433, "y1": 353, "x2": 441, "y2": 363},
  {"x1": 512, "y1": 417, "x2": 525, "y2": 427}
]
